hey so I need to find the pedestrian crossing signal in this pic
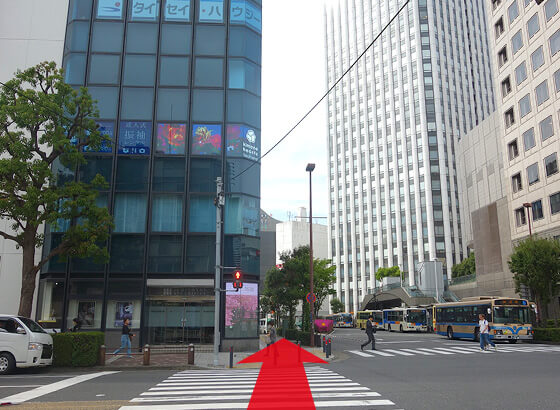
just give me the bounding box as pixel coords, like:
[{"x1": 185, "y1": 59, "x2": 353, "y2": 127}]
[{"x1": 233, "y1": 269, "x2": 243, "y2": 290}]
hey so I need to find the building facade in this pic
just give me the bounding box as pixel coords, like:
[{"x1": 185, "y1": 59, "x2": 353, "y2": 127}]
[
  {"x1": 324, "y1": 0, "x2": 495, "y2": 312},
  {"x1": 35, "y1": 0, "x2": 262, "y2": 350}
]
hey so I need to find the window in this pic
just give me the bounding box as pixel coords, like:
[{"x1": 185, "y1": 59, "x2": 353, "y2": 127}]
[
  {"x1": 63, "y1": 53, "x2": 86, "y2": 85},
  {"x1": 123, "y1": 55, "x2": 156, "y2": 86},
  {"x1": 91, "y1": 22, "x2": 124, "y2": 53},
  {"x1": 501, "y1": 76, "x2": 512, "y2": 97},
  {"x1": 505, "y1": 107, "x2": 515, "y2": 128},
  {"x1": 515, "y1": 207, "x2": 526, "y2": 226},
  {"x1": 195, "y1": 25, "x2": 225, "y2": 55},
  {"x1": 116, "y1": 157, "x2": 149, "y2": 190},
  {"x1": 159, "y1": 56, "x2": 189, "y2": 86},
  {"x1": 495, "y1": 17, "x2": 505, "y2": 38},
  {"x1": 527, "y1": 162, "x2": 540, "y2": 185},
  {"x1": 153, "y1": 157, "x2": 185, "y2": 191},
  {"x1": 545, "y1": 152, "x2": 559, "y2": 176},
  {"x1": 189, "y1": 196, "x2": 216, "y2": 232},
  {"x1": 157, "y1": 89, "x2": 188, "y2": 122},
  {"x1": 498, "y1": 47, "x2": 508, "y2": 67},
  {"x1": 152, "y1": 194, "x2": 182, "y2": 232},
  {"x1": 191, "y1": 89, "x2": 224, "y2": 122},
  {"x1": 531, "y1": 46, "x2": 545, "y2": 71},
  {"x1": 194, "y1": 57, "x2": 224, "y2": 87},
  {"x1": 160, "y1": 24, "x2": 192, "y2": 55},
  {"x1": 550, "y1": 192, "x2": 560, "y2": 214},
  {"x1": 508, "y1": 0, "x2": 519, "y2": 23},
  {"x1": 126, "y1": 23, "x2": 158, "y2": 53},
  {"x1": 545, "y1": 0, "x2": 559, "y2": 21},
  {"x1": 228, "y1": 59, "x2": 261, "y2": 95},
  {"x1": 148, "y1": 236, "x2": 182, "y2": 273},
  {"x1": 515, "y1": 61, "x2": 527, "y2": 85},
  {"x1": 113, "y1": 193, "x2": 147, "y2": 232},
  {"x1": 190, "y1": 158, "x2": 221, "y2": 192},
  {"x1": 554, "y1": 69, "x2": 560, "y2": 92},
  {"x1": 508, "y1": 139, "x2": 519, "y2": 160},
  {"x1": 186, "y1": 235, "x2": 215, "y2": 273},
  {"x1": 88, "y1": 54, "x2": 120, "y2": 84},
  {"x1": 527, "y1": 13, "x2": 540, "y2": 38},
  {"x1": 532, "y1": 200, "x2": 544, "y2": 220},
  {"x1": 519, "y1": 94, "x2": 532, "y2": 117},
  {"x1": 88, "y1": 87, "x2": 119, "y2": 119},
  {"x1": 512, "y1": 173, "x2": 523, "y2": 193},
  {"x1": 512, "y1": 30, "x2": 524, "y2": 54},
  {"x1": 120, "y1": 88, "x2": 155, "y2": 120},
  {"x1": 539, "y1": 115, "x2": 554, "y2": 140},
  {"x1": 492, "y1": 0, "x2": 502, "y2": 10},
  {"x1": 550, "y1": 29, "x2": 560, "y2": 55},
  {"x1": 523, "y1": 127, "x2": 536, "y2": 151},
  {"x1": 110, "y1": 235, "x2": 144, "y2": 273},
  {"x1": 535, "y1": 80, "x2": 550, "y2": 105}
]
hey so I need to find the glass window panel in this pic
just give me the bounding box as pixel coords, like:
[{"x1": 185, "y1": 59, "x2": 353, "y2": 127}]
[
  {"x1": 126, "y1": 23, "x2": 159, "y2": 53},
  {"x1": 192, "y1": 124, "x2": 222, "y2": 155},
  {"x1": 186, "y1": 235, "x2": 215, "y2": 273},
  {"x1": 120, "y1": 88, "x2": 155, "y2": 120},
  {"x1": 161, "y1": 24, "x2": 192, "y2": 54},
  {"x1": 188, "y1": 196, "x2": 216, "y2": 232},
  {"x1": 164, "y1": 0, "x2": 191, "y2": 21},
  {"x1": 79, "y1": 156, "x2": 113, "y2": 184},
  {"x1": 550, "y1": 28, "x2": 560, "y2": 55},
  {"x1": 114, "y1": 193, "x2": 148, "y2": 232},
  {"x1": 67, "y1": 281, "x2": 104, "y2": 328},
  {"x1": 528, "y1": 13, "x2": 540, "y2": 38},
  {"x1": 129, "y1": 0, "x2": 160, "y2": 21},
  {"x1": 84, "y1": 121, "x2": 114, "y2": 153},
  {"x1": 157, "y1": 89, "x2": 189, "y2": 121},
  {"x1": 189, "y1": 158, "x2": 221, "y2": 192},
  {"x1": 160, "y1": 56, "x2": 189, "y2": 86},
  {"x1": 545, "y1": 0, "x2": 559, "y2": 21},
  {"x1": 89, "y1": 54, "x2": 121, "y2": 84},
  {"x1": 191, "y1": 89, "x2": 223, "y2": 122},
  {"x1": 194, "y1": 57, "x2": 223, "y2": 87},
  {"x1": 229, "y1": 26, "x2": 261, "y2": 65},
  {"x1": 508, "y1": 1, "x2": 519, "y2": 23},
  {"x1": 228, "y1": 59, "x2": 260, "y2": 95},
  {"x1": 551, "y1": 192, "x2": 560, "y2": 214},
  {"x1": 226, "y1": 158, "x2": 260, "y2": 197},
  {"x1": 109, "y1": 235, "x2": 144, "y2": 272},
  {"x1": 518, "y1": 94, "x2": 531, "y2": 117},
  {"x1": 522, "y1": 127, "x2": 536, "y2": 151},
  {"x1": 226, "y1": 125, "x2": 260, "y2": 161},
  {"x1": 116, "y1": 157, "x2": 149, "y2": 190},
  {"x1": 153, "y1": 157, "x2": 185, "y2": 191},
  {"x1": 224, "y1": 236, "x2": 259, "y2": 275},
  {"x1": 512, "y1": 30, "x2": 523, "y2": 54},
  {"x1": 156, "y1": 123, "x2": 187, "y2": 154},
  {"x1": 97, "y1": 0, "x2": 125, "y2": 19},
  {"x1": 527, "y1": 163, "x2": 540, "y2": 185},
  {"x1": 152, "y1": 194, "x2": 183, "y2": 232},
  {"x1": 198, "y1": 0, "x2": 224, "y2": 23},
  {"x1": 118, "y1": 121, "x2": 152, "y2": 154},
  {"x1": 63, "y1": 53, "x2": 87, "y2": 85},
  {"x1": 88, "y1": 86, "x2": 119, "y2": 118},
  {"x1": 148, "y1": 235, "x2": 182, "y2": 273},
  {"x1": 545, "y1": 153, "x2": 559, "y2": 176},
  {"x1": 69, "y1": 0, "x2": 93, "y2": 20},
  {"x1": 43, "y1": 233, "x2": 67, "y2": 272},
  {"x1": 515, "y1": 61, "x2": 527, "y2": 85},
  {"x1": 91, "y1": 22, "x2": 124, "y2": 52},
  {"x1": 540, "y1": 115, "x2": 554, "y2": 140},
  {"x1": 531, "y1": 46, "x2": 545, "y2": 71},
  {"x1": 123, "y1": 55, "x2": 156, "y2": 86},
  {"x1": 224, "y1": 194, "x2": 259, "y2": 236},
  {"x1": 195, "y1": 25, "x2": 225, "y2": 55},
  {"x1": 230, "y1": 0, "x2": 262, "y2": 33},
  {"x1": 554, "y1": 69, "x2": 560, "y2": 92},
  {"x1": 65, "y1": 21, "x2": 90, "y2": 53},
  {"x1": 536, "y1": 80, "x2": 550, "y2": 105},
  {"x1": 532, "y1": 200, "x2": 544, "y2": 220},
  {"x1": 105, "y1": 281, "x2": 143, "y2": 328},
  {"x1": 227, "y1": 90, "x2": 260, "y2": 128}
]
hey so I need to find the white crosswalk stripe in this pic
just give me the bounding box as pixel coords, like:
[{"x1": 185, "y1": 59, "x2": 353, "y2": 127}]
[{"x1": 119, "y1": 366, "x2": 398, "y2": 409}]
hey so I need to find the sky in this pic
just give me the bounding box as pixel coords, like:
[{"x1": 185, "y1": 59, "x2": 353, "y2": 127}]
[{"x1": 260, "y1": 0, "x2": 329, "y2": 223}]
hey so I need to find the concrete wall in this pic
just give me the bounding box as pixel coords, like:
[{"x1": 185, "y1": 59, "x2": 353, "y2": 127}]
[
  {"x1": 276, "y1": 221, "x2": 328, "y2": 263},
  {"x1": 0, "y1": 0, "x2": 68, "y2": 315}
]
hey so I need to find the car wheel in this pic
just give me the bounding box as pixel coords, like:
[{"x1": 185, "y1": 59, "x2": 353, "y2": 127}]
[
  {"x1": 0, "y1": 353, "x2": 15, "y2": 375},
  {"x1": 447, "y1": 327, "x2": 454, "y2": 340}
]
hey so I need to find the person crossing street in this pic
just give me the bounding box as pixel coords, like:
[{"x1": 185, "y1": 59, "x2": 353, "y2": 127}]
[
  {"x1": 479, "y1": 313, "x2": 497, "y2": 352},
  {"x1": 360, "y1": 315, "x2": 376, "y2": 351}
]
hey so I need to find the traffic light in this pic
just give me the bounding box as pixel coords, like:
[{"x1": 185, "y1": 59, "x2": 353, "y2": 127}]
[{"x1": 233, "y1": 269, "x2": 243, "y2": 290}]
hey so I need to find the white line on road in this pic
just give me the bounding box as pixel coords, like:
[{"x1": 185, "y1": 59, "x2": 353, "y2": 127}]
[
  {"x1": 0, "y1": 385, "x2": 42, "y2": 388},
  {"x1": 150, "y1": 382, "x2": 361, "y2": 391},
  {"x1": 159, "y1": 379, "x2": 352, "y2": 387},
  {"x1": 434, "y1": 347, "x2": 475, "y2": 354},
  {"x1": 399, "y1": 349, "x2": 435, "y2": 355},
  {"x1": 417, "y1": 348, "x2": 455, "y2": 355},
  {"x1": 164, "y1": 376, "x2": 346, "y2": 383},
  {"x1": 120, "y1": 399, "x2": 395, "y2": 409},
  {"x1": 347, "y1": 350, "x2": 375, "y2": 357},
  {"x1": 382, "y1": 349, "x2": 415, "y2": 356},
  {"x1": 0, "y1": 371, "x2": 119, "y2": 404},
  {"x1": 140, "y1": 387, "x2": 371, "y2": 396},
  {"x1": 376, "y1": 340, "x2": 426, "y2": 344},
  {"x1": 366, "y1": 350, "x2": 395, "y2": 357}
]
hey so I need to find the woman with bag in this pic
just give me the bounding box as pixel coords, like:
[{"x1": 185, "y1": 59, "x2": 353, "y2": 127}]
[{"x1": 113, "y1": 318, "x2": 134, "y2": 358}]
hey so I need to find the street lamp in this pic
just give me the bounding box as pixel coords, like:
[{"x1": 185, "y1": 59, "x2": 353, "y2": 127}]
[
  {"x1": 306, "y1": 163, "x2": 315, "y2": 347},
  {"x1": 523, "y1": 202, "x2": 532, "y2": 237}
]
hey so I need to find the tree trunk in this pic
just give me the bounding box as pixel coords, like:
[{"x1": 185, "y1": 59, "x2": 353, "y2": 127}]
[{"x1": 18, "y1": 233, "x2": 38, "y2": 318}]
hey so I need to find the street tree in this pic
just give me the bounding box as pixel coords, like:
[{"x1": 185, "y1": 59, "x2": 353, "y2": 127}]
[
  {"x1": 0, "y1": 62, "x2": 113, "y2": 317},
  {"x1": 330, "y1": 297, "x2": 344, "y2": 314},
  {"x1": 508, "y1": 237, "x2": 560, "y2": 321},
  {"x1": 375, "y1": 266, "x2": 401, "y2": 282},
  {"x1": 452, "y1": 253, "x2": 475, "y2": 278}
]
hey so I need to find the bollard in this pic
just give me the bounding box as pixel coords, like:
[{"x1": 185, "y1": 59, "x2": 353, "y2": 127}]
[
  {"x1": 229, "y1": 346, "x2": 234, "y2": 369},
  {"x1": 322, "y1": 336, "x2": 326, "y2": 353},
  {"x1": 99, "y1": 345, "x2": 106, "y2": 366},
  {"x1": 143, "y1": 344, "x2": 150, "y2": 366},
  {"x1": 326, "y1": 338, "x2": 331, "y2": 358},
  {"x1": 187, "y1": 343, "x2": 195, "y2": 365},
  {"x1": 297, "y1": 340, "x2": 301, "y2": 362}
]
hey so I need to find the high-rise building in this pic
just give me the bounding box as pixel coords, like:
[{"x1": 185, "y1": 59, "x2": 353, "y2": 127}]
[
  {"x1": 33, "y1": 0, "x2": 262, "y2": 350},
  {"x1": 324, "y1": 0, "x2": 495, "y2": 312}
]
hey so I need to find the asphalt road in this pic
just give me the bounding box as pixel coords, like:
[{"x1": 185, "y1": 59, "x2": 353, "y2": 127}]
[{"x1": 0, "y1": 329, "x2": 558, "y2": 409}]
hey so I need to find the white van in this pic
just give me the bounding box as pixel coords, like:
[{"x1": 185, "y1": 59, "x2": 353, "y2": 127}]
[{"x1": 0, "y1": 315, "x2": 53, "y2": 375}]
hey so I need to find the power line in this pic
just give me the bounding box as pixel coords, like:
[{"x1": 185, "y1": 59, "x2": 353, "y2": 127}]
[{"x1": 231, "y1": 0, "x2": 411, "y2": 180}]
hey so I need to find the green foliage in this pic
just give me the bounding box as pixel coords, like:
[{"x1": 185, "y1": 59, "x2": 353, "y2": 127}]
[
  {"x1": 545, "y1": 319, "x2": 558, "y2": 328},
  {"x1": 375, "y1": 266, "x2": 401, "y2": 282},
  {"x1": 330, "y1": 298, "x2": 344, "y2": 314},
  {"x1": 52, "y1": 331, "x2": 104, "y2": 367},
  {"x1": 283, "y1": 329, "x2": 312, "y2": 346},
  {"x1": 0, "y1": 62, "x2": 113, "y2": 316},
  {"x1": 533, "y1": 328, "x2": 560, "y2": 342},
  {"x1": 508, "y1": 237, "x2": 560, "y2": 319},
  {"x1": 452, "y1": 253, "x2": 476, "y2": 278}
]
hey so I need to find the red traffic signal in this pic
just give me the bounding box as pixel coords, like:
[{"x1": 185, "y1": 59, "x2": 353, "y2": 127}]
[{"x1": 233, "y1": 269, "x2": 243, "y2": 289}]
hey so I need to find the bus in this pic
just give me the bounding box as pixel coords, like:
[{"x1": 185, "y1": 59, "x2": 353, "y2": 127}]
[
  {"x1": 356, "y1": 310, "x2": 383, "y2": 330},
  {"x1": 434, "y1": 297, "x2": 533, "y2": 343},
  {"x1": 327, "y1": 313, "x2": 355, "y2": 328},
  {"x1": 382, "y1": 307, "x2": 428, "y2": 332}
]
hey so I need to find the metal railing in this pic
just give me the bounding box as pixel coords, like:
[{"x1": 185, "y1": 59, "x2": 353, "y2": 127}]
[{"x1": 449, "y1": 273, "x2": 476, "y2": 286}]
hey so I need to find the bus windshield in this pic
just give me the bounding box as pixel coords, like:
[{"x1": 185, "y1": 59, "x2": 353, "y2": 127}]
[
  {"x1": 407, "y1": 310, "x2": 426, "y2": 324},
  {"x1": 340, "y1": 314, "x2": 352, "y2": 322},
  {"x1": 493, "y1": 306, "x2": 529, "y2": 324}
]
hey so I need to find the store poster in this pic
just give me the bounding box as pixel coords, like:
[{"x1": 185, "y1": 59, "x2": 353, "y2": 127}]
[
  {"x1": 192, "y1": 124, "x2": 221, "y2": 155},
  {"x1": 77, "y1": 301, "x2": 96, "y2": 327},
  {"x1": 118, "y1": 121, "x2": 151, "y2": 155},
  {"x1": 130, "y1": 0, "x2": 159, "y2": 20},
  {"x1": 226, "y1": 124, "x2": 259, "y2": 161},
  {"x1": 199, "y1": 0, "x2": 223, "y2": 22},
  {"x1": 114, "y1": 302, "x2": 134, "y2": 327},
  {"x1": 156, "y1": 123, "x2": 186, "y2": 154},
  {"x1": 164, "y1": 0, "x2": 190, "y2": 21}
]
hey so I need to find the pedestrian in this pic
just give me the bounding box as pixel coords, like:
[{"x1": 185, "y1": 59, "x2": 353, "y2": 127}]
[
  {"x1": 360, "y1": 315, "x2": 376, "y2": 351},
  {"x1": 113, "y1": 318, "x2": 134, "y2": 358},
  {"x1": 267, "y1": 321, "x2": 277, "y2": 347},
  {"x1": 70, "y1": 318, "x2": 81, "y2": 332},
  {"x1": 478, "y1": 313, "x2": 497, "y2": 352}
]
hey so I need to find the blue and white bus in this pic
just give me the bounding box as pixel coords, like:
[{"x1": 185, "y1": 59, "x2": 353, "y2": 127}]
[{"x1": 382, "y1": 308, "x2": 428, "y2": 332}]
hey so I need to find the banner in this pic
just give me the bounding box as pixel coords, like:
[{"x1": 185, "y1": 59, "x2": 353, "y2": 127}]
[
  {"x1": 97, "y1": 0, "x2": 124, "y2": 19},
  {"x1": 118, "y1": 121, "x2": 152, "y2": 155},
  {"x1": 164, "y1": 0, "x2": 190, "y2": 21},
  {"x1": 226, "y1": 125, "x2": 259, "y2": 161},
  {"x1": 199, "y1": 0, "x2": 223, "y2": 22}
]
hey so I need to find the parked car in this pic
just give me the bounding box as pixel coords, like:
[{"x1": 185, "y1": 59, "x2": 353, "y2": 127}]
[{"x1": 0, "y1": 315, "x2": 53, "y2": 375}]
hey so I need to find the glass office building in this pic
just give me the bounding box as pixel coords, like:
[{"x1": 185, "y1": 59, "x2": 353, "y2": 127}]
[{"x1": 36, "y1": 0, "x2": 261, "y2": 349}]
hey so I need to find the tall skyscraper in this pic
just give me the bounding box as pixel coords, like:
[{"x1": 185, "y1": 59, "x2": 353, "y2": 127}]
[
  {"x1": 324, "y1": 0, "x2": 495, "y2": 312},
  {"x1": 34, "y1": 0, "x2": 262, "y2": 350}
]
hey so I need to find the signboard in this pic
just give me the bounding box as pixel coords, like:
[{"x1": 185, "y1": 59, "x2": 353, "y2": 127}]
[
  {"x1": 226, "y1": 125, "x2": 259, "y2": 162},
  {"x1": 118, "y1": 121, "x2": 151, "y2": 155},
  {"x1": 306, "y1": 292, "x2": 316, "y2": 304},
  {"x1": 164, "y1": 0, "x2": 190, "y2": 21},
  {"x1": 130, "y1": 0, "x2": 159, "y2": 20},
  {"x1": 156, "y1": 123, "x2": 186, "y2": 154},
  {"x1": 192, "y1": 124, "x2": 221, "y2": 155},
  {"x1": 84, "y1": 121, "x2": 114, "y2": 153},
  {"x1": 97, "y1": 0, "x2": 124, "y2": 19},
  {"x1": 114, "y1": 302, "x2": 134, "y2": 327},
  {"x1": 199, "y1": 0, "x2": 223, "y2": 22},
  {"x1": 230, "y1": 0, "x2": 262, "y2": 32}
]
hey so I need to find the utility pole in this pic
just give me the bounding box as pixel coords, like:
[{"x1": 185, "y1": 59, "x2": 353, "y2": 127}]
[
  {"x1": 214, "y1": 177, "x2": 224, "y2": 366},
  {"x1": 306, "y1": 163, "x2": 315, "y2": 347}
]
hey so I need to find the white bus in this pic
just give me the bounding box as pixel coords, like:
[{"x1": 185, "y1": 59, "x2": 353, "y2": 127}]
[{"x1": 382, "y1": 307, "x2": 428, "y2": 332}]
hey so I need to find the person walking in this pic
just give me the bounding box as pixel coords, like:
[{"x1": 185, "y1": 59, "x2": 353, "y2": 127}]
[
  {"x1": 113, "y1": 318, "x2": 134, "y2": 358},
  {"x1": 70, "y1": 318, "x2": 81, "y2": 332},
  {"x1": 360, "y1": 315, "x2": 376, "y2": 351},
  {"x1": 267, "y1": 321, "x2": 277, "y2": 347},
  {"x1": 479, "y1": 313, "x2": 497, "y2": 352}
]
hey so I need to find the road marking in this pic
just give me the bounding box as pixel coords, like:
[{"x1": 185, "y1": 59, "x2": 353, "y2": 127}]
[
  {"x1": 0, "y1": 385, "x2": 42, "y2": 388},
  {"x1": 347, "y1": 350, "x2": 375, "y2": 357},
  {"x1": 382, "y1": 349, "x2": 415, "y2": 356},
  {"x1": 159, "y1": 379, "x2": 351, "y2": 387},
  {"x1": 417, "y1": 347, "x2": 455, "y2": 355},
  {"x1": 400, "y1": 348, "x2": 435, "y2": 355},
  {"x1": 140, "y1": 387, "x2": 372, "y2": 396},
  {"x1": 376, "y1": 340, "x2": 426, "y2": 344},
  {"x1": 366, "y1": 350, "x2": 395, "y2": 357},
  {"x1": 434, "y1": 347, "x2": 475, "y2": 354},
  {"x1": 121, "y1": 400, "x2": 396, "y2": 409},
  {"x1": 0, "y1": 371, "x2": 118, "y2": 404}
]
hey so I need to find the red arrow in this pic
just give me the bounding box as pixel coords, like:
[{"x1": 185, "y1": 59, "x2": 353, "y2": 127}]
[{"x1": 237, "y1": 339, "x2": 327, "y2": 409}]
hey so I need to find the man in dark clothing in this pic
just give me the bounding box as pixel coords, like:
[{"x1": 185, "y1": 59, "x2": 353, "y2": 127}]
[{"x1": 360, "y1": 315, "x2": 376, "y2": 351}]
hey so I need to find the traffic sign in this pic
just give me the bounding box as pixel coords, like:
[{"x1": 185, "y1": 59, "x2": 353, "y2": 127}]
[{"x1": 306, "y1": 292, "x2": 316, "y2": 304}]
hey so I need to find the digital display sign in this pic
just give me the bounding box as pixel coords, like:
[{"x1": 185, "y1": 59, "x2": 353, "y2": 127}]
[
  {"x1": 156, "y1": 123, "x2": 186, "y2": 155},
  {"x1": 192, "y1": 124, "x2": 222, "y2": 155},
  {"x1": 118, "y1": 121, "x2": 151, "y2": 155},
  {"x1": 226, "y1": 125, "x2": 259, "y2": 162},
  {"x1": 494, "y1": 299, "x2": 527, "y2": 306},
  {"x1": 225, "y1": 282, "x2": 258, "y2": 338}
]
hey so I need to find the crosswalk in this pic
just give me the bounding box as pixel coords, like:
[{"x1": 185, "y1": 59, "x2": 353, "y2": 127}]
[
  {"x1": 119, "y1": 366, "x2": 400, "y2": 409},
  {"x1": 348, "y1": 343, "x2": 560, "y2": 359}
]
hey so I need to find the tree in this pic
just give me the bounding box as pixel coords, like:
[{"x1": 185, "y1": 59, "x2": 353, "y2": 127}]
[
  {"x1": 375, "y1": 266, "x2": 401, "y2": 282},
  {"x1": 0, "y1": 62, "x2": 113, "y2": 317},
  {"x1": 508, "y1": 237, "x2": 560, "y2": 321},
  {"x1": 452, "y1": 253, "x2": 475, "y2": 278},
  {"x1": 330, "y1": 297, "x2": 344, "y2": 314}
]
